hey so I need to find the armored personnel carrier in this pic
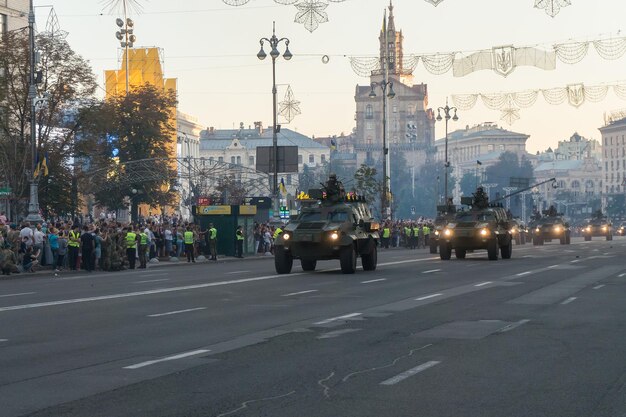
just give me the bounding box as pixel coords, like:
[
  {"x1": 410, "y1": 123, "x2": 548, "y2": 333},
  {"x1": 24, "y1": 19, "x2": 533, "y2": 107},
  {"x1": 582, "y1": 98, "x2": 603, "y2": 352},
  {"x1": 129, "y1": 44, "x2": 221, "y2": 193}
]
[
  {"x1": 429, "y1": 202, "x2": 457, "y2": 254},
  {"x1": 274, "y1": 175, "x2": 380, "y2": 274},
  {"x1": 438, "y1": 187, "x2": 513, "y2": 261},
  {"x1": 582, "y1": 210, "x2": 612, "y2": 241},
  {"x1": 530, "y1": 206, "x2": 571, "y2": 245}
]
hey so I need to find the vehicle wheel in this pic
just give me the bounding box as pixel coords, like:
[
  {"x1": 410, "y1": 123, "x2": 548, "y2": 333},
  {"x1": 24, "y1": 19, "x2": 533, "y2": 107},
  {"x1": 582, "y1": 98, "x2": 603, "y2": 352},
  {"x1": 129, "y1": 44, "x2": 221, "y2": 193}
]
[
  {"x1": 560, "y1": 235, "x2": 566, "y2": 245},
  {"x1": 501, "y1": 241, "x2": 512, "y2": 259},
  {"x1": 361, "y1": 242, "x2": 377, "y2": 271},
  {"x1": 514, "y1": 235, "x2": 521, "y2": 245},
  {"x1": 301, "y1": 259, "x2": 317, "y2": 271},
  {"x1": 274, "y1": 246, "x2": 293, "y2": 274},
  {"x1": 429, "y1": 241, "x2": 438, "y2": 254},
  {"x1": 520, "y1": 234, "x2": 526, "y2": 245},
  {"x1": 340, "y1": 245, "x2": 357, "y2": 274},
  {"x1": 584, "y1": 236, "x2": 591, "y2": 241},
  {"x1": 532, "y1": 236, "x2": 540, "y2": 246},
  {"x1": 566, "y1": 233, "x2": 571, "y2": 244},
  {"x1": 607, "y1": 234, "x2": 613, "y2": 241},
  {"x1": 455, "y1": 248, "x2": 466, "y2": 259},
  {"x1": 487, "y1": 239, "x2": 499, "y2": 260},
  {"x1": 439, "y1": 242, "x2": 452, "y2": 260}
]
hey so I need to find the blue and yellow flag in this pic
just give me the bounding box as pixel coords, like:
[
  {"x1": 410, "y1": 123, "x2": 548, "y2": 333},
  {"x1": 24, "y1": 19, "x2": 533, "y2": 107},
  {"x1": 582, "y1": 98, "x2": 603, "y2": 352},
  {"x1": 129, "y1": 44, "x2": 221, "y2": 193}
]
[
  {"x1": 41, "y1": 152, "x2": 49, "y2": 176},
  {"x1": 330, "y1": 139, "x2": 337, "y2": 151},
  {"x1": 279, "y1": 177, "x2": 287, "y2": 195},
  {"x1": 33, "y1": 152, "x2": 40, "y2": 177}
]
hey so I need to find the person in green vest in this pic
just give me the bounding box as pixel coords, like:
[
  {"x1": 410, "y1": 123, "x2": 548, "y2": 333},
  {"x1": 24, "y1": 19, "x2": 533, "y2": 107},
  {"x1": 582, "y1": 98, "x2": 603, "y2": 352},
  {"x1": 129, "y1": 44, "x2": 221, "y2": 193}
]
[
  {"x1": 423, "y1": 224, "x2": 431, "y2": 247},
  {"x1": 403, "y1": 225, "x2": 411, "y2": 248},
  {"x1": 124, "y1": 227, "x2": 137, "y2": 269},
  {"x1": 208, "y1": 223, "x2": 217, "y2": 261},
  {"x1": 138, "y1": 227, "x2": 149, "y2": 269},
  {"x1": 68, "y1": 225, "x2": 81, "y2": 271},
  {"x1": 381, "y1": 223, "x2": 391, "y2": 249},
  {"x1": 235, "y1": 225, "x2": 244, "y2": 258},
  {"x1": 184, "y1": 225, "x2": 195, "y2": 263}
]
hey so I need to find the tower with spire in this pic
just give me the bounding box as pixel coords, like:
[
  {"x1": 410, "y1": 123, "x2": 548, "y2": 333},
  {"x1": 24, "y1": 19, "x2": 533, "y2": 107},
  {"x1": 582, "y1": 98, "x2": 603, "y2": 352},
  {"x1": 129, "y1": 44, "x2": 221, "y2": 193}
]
[{"x1": 377, "y1": 1, "x2": 412, "y2": 84}]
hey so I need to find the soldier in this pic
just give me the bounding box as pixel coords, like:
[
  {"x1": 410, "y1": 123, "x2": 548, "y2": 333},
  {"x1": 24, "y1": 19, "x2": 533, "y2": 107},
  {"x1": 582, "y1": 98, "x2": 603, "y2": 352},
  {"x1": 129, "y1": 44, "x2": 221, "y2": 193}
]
[
  {"x1": 324, "y1": 173, "x2": 345, "y2": 202},
  {"x1": 473, "y1": 187, "x2": 489, "y2": 209},
  {"x1": 0, "y1": 248, "x2": 19, "y2": 275}
]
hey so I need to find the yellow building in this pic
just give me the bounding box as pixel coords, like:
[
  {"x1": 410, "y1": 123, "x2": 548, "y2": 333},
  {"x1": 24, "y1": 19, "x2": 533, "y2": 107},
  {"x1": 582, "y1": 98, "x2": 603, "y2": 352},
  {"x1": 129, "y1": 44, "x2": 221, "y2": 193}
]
[{"x1": 104, "y1": 47, "x2": 179, "y2": 219}]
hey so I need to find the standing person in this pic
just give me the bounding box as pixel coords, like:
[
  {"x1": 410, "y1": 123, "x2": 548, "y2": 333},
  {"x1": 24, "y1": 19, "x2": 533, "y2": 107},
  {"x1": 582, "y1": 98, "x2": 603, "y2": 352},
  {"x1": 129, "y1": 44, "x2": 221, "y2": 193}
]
[
  {"x1": 175, "y1": 227, "x2": 184, "y2": 257},
  {"x1": 80, "y1": 225, "x2": 95, "y2": 272},
  {"x1": 138, "y1": 227, "x2": 149, "y2": 269},
  {"x1": 93, "y1": 228, "x2": 103, "y2": 270},
  {"x1": 124, "y1": 227, "x2": 138, "y2": 270},
  {"x1": 19, "y1": 222, "x2": 34, "y2": 247},
  {"x1": 184, "y1": 226, "x2": 195, "y2": 263},
  {"x1": 235, "y1": 225, "x2": 244, "y2": 258},
  {"x1": 381, "y1": 223, "x2": 391, "y2": 249},
  {"x1": 48, "y1": 227, "x2": 59, "y2": 268},
  {"x1": 68, "y1": 225, "x2": 81, "y2": 270},
  {"x1": 208, "y1": 223, "x2": 217, "y2": 261},
  {"x1": 164, "y1": 224, "x2": 173, "y2": 257},
  {"x1": 33, "y1": 224, "x2": 46, "y2": 265},
  {"x1": 55, "y1": 231, "x2": 67, "y2": 272}
]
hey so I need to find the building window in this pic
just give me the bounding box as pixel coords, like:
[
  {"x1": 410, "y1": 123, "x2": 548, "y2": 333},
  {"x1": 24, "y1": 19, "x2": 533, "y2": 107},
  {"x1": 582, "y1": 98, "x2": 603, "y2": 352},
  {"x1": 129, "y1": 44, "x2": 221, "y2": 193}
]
[
  {"x1": 309, "y1": 154, "x2": 315, "y2": 164},
  {"x1": 231, "y1": 156, "x2": 236, "y2": 164},
  {"x1": 218, "y1": 156, "x2": 224, "y2": 163},
  {"x1": 365, "y1": 104, "x2": 373, "y2": 119},
  {"x1": 249, "y1": 156, "x2": 254, "y2": 166},
  {"x1": 298, "y1": 154, "x2": 303, "y2": 164},
  {"x1": 366, "y1": 136, "x2": 373, "y2": 145},
  {"x1": 571, "y1": 180, "x2": 580, "y2": 189},
  {"x1": 236, "y1": 156, "x2": 241, "y2": 165},
  {"x1": 366, "y1": 121, "x2": 374, "y2": 130},
  {"x1": 321, "y1": 154, "x2": 326, "y2": 163},
  {"x1": 392, "y1": 105, "x2": 398, "y2": 113},
  {"x1": 286, "y1": 174, "x2": 292, "y2": 185},
  {"x1": 0, "y1": 14, "x2": 7, "y2": 35}
]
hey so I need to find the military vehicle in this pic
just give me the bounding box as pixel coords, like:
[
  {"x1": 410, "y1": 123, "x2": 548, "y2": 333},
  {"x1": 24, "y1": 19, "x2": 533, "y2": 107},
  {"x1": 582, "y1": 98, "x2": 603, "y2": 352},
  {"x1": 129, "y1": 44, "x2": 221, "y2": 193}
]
[
  {"x1": 274, "y1": 175, "x2": 380, "y2": 274},
  {"x1": 531, "y1": 206, "x2": 571, "y2": 245},
  {"x1": 582, "y1": 210, "x2": 612, "y2": 241},
  {"x1": 438, "y1": 187, "x2": 513, "y2": 261},
  {"x1": 616, "y1": 222, "x2": 626, "y2": 236},
  {"x1": 509, "y1": 218, "x2": 527, "y2": 245},
  {"x1": 429, "y1": 203, "x2": 457, "y2": 254}
]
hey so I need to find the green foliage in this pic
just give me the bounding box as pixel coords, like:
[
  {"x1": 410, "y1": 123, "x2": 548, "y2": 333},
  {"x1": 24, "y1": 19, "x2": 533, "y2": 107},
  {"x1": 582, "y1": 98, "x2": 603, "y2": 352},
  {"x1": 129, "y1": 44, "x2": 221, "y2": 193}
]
[
  {"x1": 354, "y1": 164, "x2": 382, "y2": 205},
  {"x1": 483, "y1": 152, "x2": 534, "y2": 215}
]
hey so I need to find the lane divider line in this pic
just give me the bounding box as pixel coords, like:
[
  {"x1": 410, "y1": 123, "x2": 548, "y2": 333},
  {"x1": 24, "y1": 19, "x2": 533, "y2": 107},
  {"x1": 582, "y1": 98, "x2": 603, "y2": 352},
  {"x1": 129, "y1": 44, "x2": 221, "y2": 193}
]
[
  {"x1": 415, "y1": 293, "x2": 443, "y2": 301},
  {"x1": 561, "y1": 297, "x2": 577, "y2": 305},
  {"x1": 227, "y1": 271, "x2": 251, "y2": 275},
  {"x1": 123, "y1": 349, "x2": 210, "y2": 369},
  {"x1": 0, "y1": 339, "x2": 8, "y2": 342},
  {"x1": 593, "y1": 284, "x2": 605, "y2": 290},
  {"x1": 314, "y1": 313, "x2": 362, "y2": 325},
  {"x1": 281, "y1": 290, "x2": 318, "y2": 297},
  {"x1": 474, "y1": 281, "x2": 492, "y2": 287},
  {"x1": 361, "y1": 278, "x2": 387, "y2": 284},
  {"x1": 134, "y1": 279, "x2": 170, "y2": 284},
  {"x1": 0, "y1": 292, "x2": 36, "y2": 298},
  {"x1": 516, "y1": 271, "x2": 532, "y2": 276},
  {"x1": 618, "y1": 273, "x2": 626, "y2": 278},
  {"x1": 498, "y1": 319, "x2": 530, "y2": 333},
  {"x1": 380, "y1": 361, "x2": 441, "y2": 385},
  {"x1": 422, "y1": 269, "x2": 441, "y2": 274},
  {"x1": 147, "y1": 307, "x2": 207, "y2": 317}
]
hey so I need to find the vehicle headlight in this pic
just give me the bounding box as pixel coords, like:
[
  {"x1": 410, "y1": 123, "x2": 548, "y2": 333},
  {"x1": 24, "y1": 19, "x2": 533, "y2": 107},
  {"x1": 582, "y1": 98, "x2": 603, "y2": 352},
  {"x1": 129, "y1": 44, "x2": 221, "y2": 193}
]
[
  {"x1": 511, "y1": 228, "x2": 518, "y2": 234},
  {"x1": 283, "y1": 233, "x2": 290, "y2": 240},
  {"x1": 330, "y1": 231, "x2": 339, "y2": 240},
  {"x1": 480, "y1": 228, "x2": 489, "y2": 236},
  {"x1": 586, "y1": 227, "x2": 591, "y2": 232},
  {"x1": 443, "y1": 229, "x2": 453, "y2": 237},
  {"x1": 602, "y1": 226, "x2": 607, "y2": 231},
  {"x1": 554, "y1": 226, "x2": 561, "y2": 232},
  {"x1": 535, "y1": 228, "x2": 540, "y2": 232},
  {"x1": 434, "y1": 230, "x2": 440, "y2": 236}
]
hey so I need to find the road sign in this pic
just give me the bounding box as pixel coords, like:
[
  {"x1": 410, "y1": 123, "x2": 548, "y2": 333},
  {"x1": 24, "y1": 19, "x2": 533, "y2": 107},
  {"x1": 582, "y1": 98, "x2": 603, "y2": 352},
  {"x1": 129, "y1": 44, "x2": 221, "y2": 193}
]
[
  {"x1": 410, "y1": 206, "x2": 416, "y2": 215},
  {"x1": 0, "y1": 187, "x2": 11, "y2": 197}
]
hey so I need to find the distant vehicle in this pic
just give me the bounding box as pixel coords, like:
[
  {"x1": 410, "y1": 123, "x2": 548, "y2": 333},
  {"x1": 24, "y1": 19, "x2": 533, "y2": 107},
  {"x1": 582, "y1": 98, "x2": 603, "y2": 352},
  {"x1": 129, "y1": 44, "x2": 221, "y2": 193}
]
[
  {"x1": 273, "y1": 175, "x2": 379, "y2": 274},
  {"x1": 509, "y1": 218, "x2": 527, "y2": 245},
  {"x1": 438, "y1": 187, "x2": 513, "y2": 261},
  {"x1": 531, "y1": 209, "x2": 571, "y2": 245},
  {"x1": 616, "y1": 223, "x2": 626, "y2": 236},
  {"x1": 429, "y1": 204, "x2": 457, "y2": 254},
  {"x1": 582, "y1": 211, "x2": 613, "y2": 241}
]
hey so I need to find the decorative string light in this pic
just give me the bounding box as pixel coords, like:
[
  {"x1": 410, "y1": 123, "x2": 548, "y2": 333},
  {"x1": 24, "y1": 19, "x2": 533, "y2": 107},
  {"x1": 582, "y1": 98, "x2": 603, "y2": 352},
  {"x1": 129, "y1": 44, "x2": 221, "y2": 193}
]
[{"x1": 278, "y1": 85, "x2": 301, "y2": 123}]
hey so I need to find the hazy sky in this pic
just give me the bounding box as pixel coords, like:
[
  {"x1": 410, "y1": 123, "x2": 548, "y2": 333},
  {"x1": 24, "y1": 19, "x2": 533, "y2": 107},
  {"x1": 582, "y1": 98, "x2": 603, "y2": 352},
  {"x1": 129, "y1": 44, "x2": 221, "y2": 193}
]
[{"x1": 38, "y1": 0, "x2": 626, "y2": 153}]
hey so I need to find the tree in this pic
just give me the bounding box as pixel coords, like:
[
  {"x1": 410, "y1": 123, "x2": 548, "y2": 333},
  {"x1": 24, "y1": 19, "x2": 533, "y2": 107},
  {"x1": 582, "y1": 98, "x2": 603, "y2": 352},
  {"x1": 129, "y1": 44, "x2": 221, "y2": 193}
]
[
  {"x1": 483, "y1": 152, "x2": 534, "y2": 215},
  {"x1": 354, "y1": 164, "x2": 382, "y2": 214},
  {"x1": 0, "y1": 30, "x2": 97, "y2": 219},
  {"x1": 80, "y1": 84, "x2": 178, "y2": 221},
  {"x1": 460, "y1": 172, "x2": 480, "y2": 198}
]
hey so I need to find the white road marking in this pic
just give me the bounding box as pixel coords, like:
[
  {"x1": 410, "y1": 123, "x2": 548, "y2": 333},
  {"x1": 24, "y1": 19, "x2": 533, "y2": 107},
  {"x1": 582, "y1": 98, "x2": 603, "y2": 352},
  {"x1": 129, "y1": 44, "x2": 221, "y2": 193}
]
[
  {"x1": 123, "y1": 349, "x2": 210, "y2": 369},
  {"x1": 378, "y1": 258, "x2": 439, "y2": 266},
  {"x1": 281, "y1": 290, "x2": 318, "y2": 297},
  {"x1": 361, "y1": 278, "x2": 387, "y2": 284},
  {"x1": 422, "y1": 269, "x2": 441, "y2": 274},
  {"x1": 498, "y1": 319, "x2": 530, "y2": 333},
  {"x1": 516, "y1": 271, "x2": 531, "y2": 276},
  {"x1": 474, "y1": 281, "x2": 492, "y2": 287},
  {"x1": 137, "y1": 272, "x2": 169, "y2": 277},
  {"x1": 571, "y1": 260, "x2": 581, "y2": 263},
  {"x1": 0, "y1": 272, "x2": 307, "y2": 313},
  {"x1": 134, "y1": 278, "x2": 170, "y2": 284},
  {"x1": 226, "y1": 271, "x2": 251, "y2": 275},
  {"x1": 547, "y1": 265, "x2": 559, "y2": 269},
  {"x1": 416, "y1": 293, "x2": 443, "y2": 301},
  {"x1": 314, "y1": 313, "x2": 362, "y2": 325},
  {"x1": 561, "y1": 297, "x2": 577, "y2": 305},
  {"x1": 380, "y1": 361, "x2": 441, "y2": 385},
  {"x1": 0, "y1": 339, "x2": 7, "y2": 342},
  {"x1": 147, "y1": 307, "x2": 207, "y2": 317},
  {"x1": 0, "y1": 292, "x2": 35, "y2": 298},
  {"x1": 618, "y1": 273, "x2": 626, "y2": 278},
  {"x1": 593, "y1": 284, "x2": 605, "y2": 290}
]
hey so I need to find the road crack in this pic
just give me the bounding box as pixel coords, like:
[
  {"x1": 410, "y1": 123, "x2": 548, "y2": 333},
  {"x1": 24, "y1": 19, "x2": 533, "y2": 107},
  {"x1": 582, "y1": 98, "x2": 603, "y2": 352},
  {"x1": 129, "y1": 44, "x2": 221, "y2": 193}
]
[
  {"x1": 317, "y1": 371, "x2": 335, "y2": 399},
  {"x1": 341, "y1": 344, "x2": 432, "y2": 382},
  {"x1": 215, "y1": 390, "x2": 296, "y2": 417}
]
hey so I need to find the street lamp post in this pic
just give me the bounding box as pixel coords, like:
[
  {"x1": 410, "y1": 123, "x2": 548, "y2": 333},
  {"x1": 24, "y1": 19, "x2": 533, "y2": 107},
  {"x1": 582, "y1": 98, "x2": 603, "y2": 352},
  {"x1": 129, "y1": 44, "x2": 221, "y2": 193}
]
[
  {"x1": 368, "y1": 80, "x2": 395, "y2": 219},
  {"x1": 257, "y1": 22, "x2": 292, "y2": 220},
  {"x1": 25, "y1": 0, "x2": 43, "y2": 224},
  {"x1": 436, "y1": 99, "x2": 458, "y2": 205},
  {"x1": 114, "y1": 6, "x2": 136, "y2": 94},
  {"x1": 502, "y1": 186, "x2": 518, "y2": 211}
]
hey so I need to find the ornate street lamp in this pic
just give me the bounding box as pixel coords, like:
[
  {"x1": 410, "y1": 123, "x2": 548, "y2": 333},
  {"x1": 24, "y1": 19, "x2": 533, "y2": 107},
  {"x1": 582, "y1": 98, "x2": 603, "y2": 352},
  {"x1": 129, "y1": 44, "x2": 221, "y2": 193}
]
[
  {"x1": 257, "y1": 22, "x2": 292, "y2": 220},
  {"x1": 436, "y1": 100, "x2": 458, "y2": 205},
  {"x1": 114, "y1": 15, "x2": 137, "y2": 93},
  {"x1": 368, "y1": 80, "x2": 395, "y2": 219}
]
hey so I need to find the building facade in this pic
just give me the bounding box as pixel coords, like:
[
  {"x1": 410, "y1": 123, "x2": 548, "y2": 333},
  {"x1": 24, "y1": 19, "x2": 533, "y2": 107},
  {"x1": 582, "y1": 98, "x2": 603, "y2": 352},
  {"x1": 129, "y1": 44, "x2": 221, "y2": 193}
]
[
  {"x1": 199, "y1": 122, "x2": 330, "y2": 196},
  {"x1": 553, "y1": 132, "x2": 602, "y2": 161},
  {"x1": 353, "y1": 2, "x2": 436, "y2": 170},
  {"x1": 0, "y1": 0, "x2": 28, "y2": 35},
  {"x1": 598, "y1": 114, "x2": 626, "y2": 209}
]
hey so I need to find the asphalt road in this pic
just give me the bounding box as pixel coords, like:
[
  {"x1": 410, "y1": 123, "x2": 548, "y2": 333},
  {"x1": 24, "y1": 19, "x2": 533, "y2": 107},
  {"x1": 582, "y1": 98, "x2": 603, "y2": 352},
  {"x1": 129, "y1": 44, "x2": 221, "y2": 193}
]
[{"x1": 1, "y1": 237, "x2": 625, "y2": 417}]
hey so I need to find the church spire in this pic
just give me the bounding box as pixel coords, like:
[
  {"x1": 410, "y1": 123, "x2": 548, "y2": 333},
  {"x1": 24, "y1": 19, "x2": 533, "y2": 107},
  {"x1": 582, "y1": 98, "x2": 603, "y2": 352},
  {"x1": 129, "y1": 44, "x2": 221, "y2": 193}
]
[{"x1": 388, "y1": 1, "x2": 396, "y2": 33}]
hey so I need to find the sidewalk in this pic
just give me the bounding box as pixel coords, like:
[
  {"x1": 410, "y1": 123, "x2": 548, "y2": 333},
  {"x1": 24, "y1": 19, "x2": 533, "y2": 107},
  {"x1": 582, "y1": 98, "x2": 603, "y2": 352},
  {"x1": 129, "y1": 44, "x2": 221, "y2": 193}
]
[{"x1": 0, "y1": 253, "x2": 274, "y2": 281}]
